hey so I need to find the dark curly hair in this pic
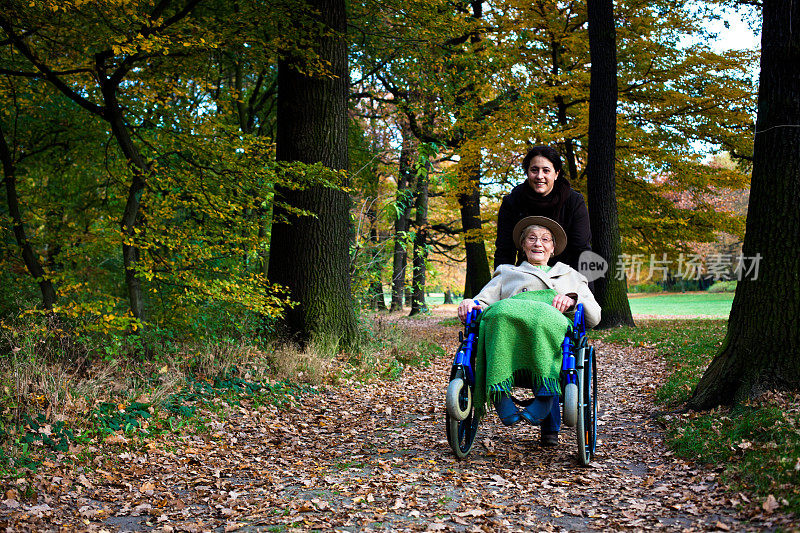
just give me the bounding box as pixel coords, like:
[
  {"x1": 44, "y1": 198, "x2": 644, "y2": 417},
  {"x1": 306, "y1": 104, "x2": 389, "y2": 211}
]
[{"x1": 521, "y1": 146, "x2": 563, "y2": 176}]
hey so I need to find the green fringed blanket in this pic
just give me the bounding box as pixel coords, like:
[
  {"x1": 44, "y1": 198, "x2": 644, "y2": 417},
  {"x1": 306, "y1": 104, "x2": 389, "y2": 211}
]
[{"x1": 473, "y1": 289, "x2": 570, "y2": 420}]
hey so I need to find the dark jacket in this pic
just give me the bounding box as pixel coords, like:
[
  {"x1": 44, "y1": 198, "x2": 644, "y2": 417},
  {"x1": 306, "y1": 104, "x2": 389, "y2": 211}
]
[{"x1": 494, "y1": 182, "x2": 592, "y2": 272}]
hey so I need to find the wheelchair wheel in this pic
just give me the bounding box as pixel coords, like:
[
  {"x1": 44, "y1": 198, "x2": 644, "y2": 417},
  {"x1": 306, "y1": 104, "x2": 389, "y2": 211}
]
[
  {"x1": 446, "y1": 377, "x2": 472, "y2": 421},
  {"x1": 446, "y1": 369, "x2": 480, "y2": 459},
  {"x1": 576, "y1": 346, "x2": 597, "y2": 466},
  {"x1": 562, "y1": 382, "x2": 578, "y2": 427}
]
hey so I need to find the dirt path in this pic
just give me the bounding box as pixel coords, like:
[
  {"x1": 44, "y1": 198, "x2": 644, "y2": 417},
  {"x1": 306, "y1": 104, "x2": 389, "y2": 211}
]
[{"x1": 1, "y1": 313, "x2": 790, "y2": 531}]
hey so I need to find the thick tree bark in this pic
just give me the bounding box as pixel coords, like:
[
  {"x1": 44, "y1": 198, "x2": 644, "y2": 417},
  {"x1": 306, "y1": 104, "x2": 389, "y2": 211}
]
[
  {"x1": 0, "y1": 126, "x2": 57, "y2": 310},
  {"x1": 585, "y1": 0, "x2": 634, "y2": 329},
  {"x1": 460, "y1": 164, "x2": 491, "y2": 298},
  {"x1": 689, "y1": 1, "x2": 800, "y2": 408},
  {"x1": 390, "y1": 122, "x2": 415, "y2": 311},
  {"x1": 409, "y1": 160, "x2": 429, "y2": 316},
  {"x1": 268, "y1": 0, "x2": 357, "y2": 346}
]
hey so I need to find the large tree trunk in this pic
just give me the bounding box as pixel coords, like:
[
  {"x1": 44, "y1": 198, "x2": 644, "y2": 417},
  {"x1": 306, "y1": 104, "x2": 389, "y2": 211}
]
[
  {"x1": 409, "y1": 159, "x2": 429, "y2": 316},
  {"x1": 689, "y1": 1, "x2": 800, "y2": 408},
  {"x1": 268, "y1": 0, "x2": 356, "y2": 346},
  {"x1": 390, "y1": 122, "x2": 415, "y2": 311},
  {"x1": 585, "y1": 0, "x2": 634, "y2": 329},
  {"x1": 0, "y1": 126, "x2": 57, "y2": 310},
  {"x1": 460, "y1": 164, "x2": 491, "y2": 298}
]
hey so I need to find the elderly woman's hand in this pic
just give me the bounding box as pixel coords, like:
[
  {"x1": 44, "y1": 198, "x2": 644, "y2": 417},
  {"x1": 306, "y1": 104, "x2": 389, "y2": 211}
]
[
  {"x1": 457, "y1": 299, "x2": 482, "y2": 322},
  {"x1": 552, "y1": 294, "x2": 576, "y2": 313}
]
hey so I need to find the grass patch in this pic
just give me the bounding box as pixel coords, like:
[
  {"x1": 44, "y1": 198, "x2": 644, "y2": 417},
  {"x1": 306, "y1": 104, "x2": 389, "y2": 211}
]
[
  {"x1": 627, "y1": 292, "x2": 733, "y2": 316},
  {"x1": 668, "y1": 394, "x2": 800, "y2": 516},
  {"x1": 594, "y1": 319, "x2": 726, "y2": 405},
  {"x1": 596, "y1": 319, "x2": 800, "y2": 516}
]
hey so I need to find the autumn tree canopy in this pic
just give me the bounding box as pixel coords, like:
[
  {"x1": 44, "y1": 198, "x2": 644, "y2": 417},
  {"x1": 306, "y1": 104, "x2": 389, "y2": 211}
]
[{"x1": 1, "y1": 0, "x2": 758, "y2": 346}]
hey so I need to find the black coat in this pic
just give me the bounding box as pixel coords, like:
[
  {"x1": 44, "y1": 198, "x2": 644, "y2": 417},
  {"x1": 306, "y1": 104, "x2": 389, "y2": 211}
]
[{"x1": 494, "y1": 182, "x2": 592, "y2": 272}]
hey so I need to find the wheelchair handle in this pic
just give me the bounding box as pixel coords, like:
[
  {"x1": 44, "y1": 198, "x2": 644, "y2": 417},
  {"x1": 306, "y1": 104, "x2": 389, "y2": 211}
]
[
  {"x1": 574, "y1": 303, "x2": 586, "y2": 335},
  {"x1": 467, "y1": 300, "x2": 482, "y2": 326}
]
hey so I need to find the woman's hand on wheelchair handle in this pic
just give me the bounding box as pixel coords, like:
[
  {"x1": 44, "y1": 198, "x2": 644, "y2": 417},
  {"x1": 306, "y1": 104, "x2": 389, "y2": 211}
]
[
  {"x1": 458, "y1": 299, "x2": 482, "y2": 322},
  {"x1": 552, "y1": 294, "x2": 576, "y2": 312}
]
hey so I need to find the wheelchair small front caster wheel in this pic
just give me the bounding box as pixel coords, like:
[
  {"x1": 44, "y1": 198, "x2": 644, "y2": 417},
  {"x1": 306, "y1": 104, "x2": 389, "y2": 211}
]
[
  {"x1": 562, "y1": 382, "x2": 578, "y2": 427},
  {"x1": 446, "y1": 377, "x2": 471, "y2": 421}
]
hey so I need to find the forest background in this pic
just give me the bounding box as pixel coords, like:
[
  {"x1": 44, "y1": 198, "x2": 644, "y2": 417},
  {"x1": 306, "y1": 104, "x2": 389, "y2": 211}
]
[{"x1": 0, "y1": 0, "x2": 759, "y2": 348}]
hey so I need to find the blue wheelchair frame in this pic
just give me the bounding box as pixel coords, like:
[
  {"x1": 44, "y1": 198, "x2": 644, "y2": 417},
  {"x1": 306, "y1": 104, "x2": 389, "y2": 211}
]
[{"x1": 445, "y1": 302, "x2": 598, "y2": 465}]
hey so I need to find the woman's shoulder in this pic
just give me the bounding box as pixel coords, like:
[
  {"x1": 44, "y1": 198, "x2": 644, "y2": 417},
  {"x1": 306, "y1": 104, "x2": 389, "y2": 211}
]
[
  {"x1": 566, "y1": 188, "x2": 587, "y2": 205},
  {"x1": 493, "y1": 263, "x2": 523, "y2": 275},
  {"x1": 494, "y1": 262, "x2": 536, "y2": 275},
  {"x1": 549, "y1": 262, "x2": 586, "y2": 280}
]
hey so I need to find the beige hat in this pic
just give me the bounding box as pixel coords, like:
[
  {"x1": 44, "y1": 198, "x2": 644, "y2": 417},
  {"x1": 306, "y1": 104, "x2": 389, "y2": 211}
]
[{"x1": 512, "y1": 216, "x2": 567, "y2": 256}]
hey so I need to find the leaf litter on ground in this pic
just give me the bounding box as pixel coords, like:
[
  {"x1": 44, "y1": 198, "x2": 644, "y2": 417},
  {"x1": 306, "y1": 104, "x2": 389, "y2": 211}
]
[{"x1": 1, "y1": 310, "x2": 796, "y2": 531}]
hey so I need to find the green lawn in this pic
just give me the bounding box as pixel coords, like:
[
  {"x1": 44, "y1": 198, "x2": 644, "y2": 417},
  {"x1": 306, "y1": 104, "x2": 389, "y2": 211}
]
[{"x1": 627, "y1": 292, "x2": 733, "y2": 316}]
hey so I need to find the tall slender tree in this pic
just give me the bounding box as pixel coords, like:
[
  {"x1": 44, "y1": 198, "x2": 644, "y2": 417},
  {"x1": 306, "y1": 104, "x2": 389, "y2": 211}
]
[
  {"x1": 689, "y1": 0, "x2": 800, "y2": 408},
  {"x1": 585, "y1": 0, "x2": 635, "y2": 328},
  {"x1": 410, "y1": 154, "x2": 430, "y2": 316},
  {"x1": 390, "y1": 120, "x2": 416, "y2": 311},
  {"x1": 0, "y1": 124, "x2": 56, "y2": 309},
  {"x1": 268, "y1": 0, "x2": 357, "y2": 345}
]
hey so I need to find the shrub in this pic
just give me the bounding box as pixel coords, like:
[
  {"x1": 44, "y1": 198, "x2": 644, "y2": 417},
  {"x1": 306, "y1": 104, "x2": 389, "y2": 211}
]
[
  {"x1": 707, "y1": 280, "x2": 738, "y2": 293},
  {"x1": 629, "y1": 282, "x2": 663, "y2": 293}
]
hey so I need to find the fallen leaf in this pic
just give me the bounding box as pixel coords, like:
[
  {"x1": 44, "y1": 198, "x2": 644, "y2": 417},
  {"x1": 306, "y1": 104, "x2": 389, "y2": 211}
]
[
  {"x1": 104, "y1": 434, "x2": 129, "y2": 445},
  {"x1": 762, "y1": 494, "x2": 779, "y2": 513}
]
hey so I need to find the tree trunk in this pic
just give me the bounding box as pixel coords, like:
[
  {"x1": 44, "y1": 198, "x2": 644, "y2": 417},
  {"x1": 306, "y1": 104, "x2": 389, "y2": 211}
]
[
  {"x1": 585, "y1": 0, "x2": 634, "y2": 329},
  {"x1": 551, "y1": 42, "x2": 580, "y2": 184},
  {"x1": 104, "y1": 94, "x2": 149, "y2": 324},
  {"x1": 0, "y1": 126, "x2": 57, "y2": 310},
  {"x1": 410, "y1": 159, "x2": 429, "y2": 316},
  {"x1": 368, "y1": 201, "x2": 388, "y2": 311},
  {"x1": 391, "y1": 122, "x2": 415, "y2": 311},
  {"x1": 561, "y1": 135, "x2": 579, "y2": 184},
  {"x1": 460, "y1": 164, "x2": 491, "y2": 298},
  {"x1": 370, "y1": 280, "x2": 387, "y2": 311},
  {"x1": 443, "y1": 287, "x2": 454, "y2": 304},
  {"x1": 689, "y1": 1, "x2": 800, "y2": 408},
  {"x1": 268, "y1": 0, "x2": 356, "y2": 346}
]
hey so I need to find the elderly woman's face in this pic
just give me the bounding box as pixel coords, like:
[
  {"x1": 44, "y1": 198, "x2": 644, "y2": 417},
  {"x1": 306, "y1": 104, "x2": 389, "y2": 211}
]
[
  {"x1": 522, "y1": 227, "x2": 555, "y2": 265},
  {"x1": 526, "y1": 155, "x2": 559, "y2": 196}
]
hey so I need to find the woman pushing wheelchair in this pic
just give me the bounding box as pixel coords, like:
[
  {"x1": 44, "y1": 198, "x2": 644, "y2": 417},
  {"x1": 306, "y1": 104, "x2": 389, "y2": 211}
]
[{"x1": 457, "y1": 216, "x2": 600, "y2": 447}]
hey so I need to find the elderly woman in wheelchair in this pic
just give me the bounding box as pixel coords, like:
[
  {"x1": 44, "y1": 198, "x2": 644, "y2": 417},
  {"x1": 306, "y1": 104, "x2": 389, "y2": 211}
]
[{"x1": 455, "y1": 216, "x2": 600, "y2": 449}]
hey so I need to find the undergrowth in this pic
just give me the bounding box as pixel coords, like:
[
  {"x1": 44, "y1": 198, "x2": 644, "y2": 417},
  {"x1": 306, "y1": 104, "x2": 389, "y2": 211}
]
[
  {"x1": 595, "y1": 319, "x2": 800, "y2": 517},
  {"x1": 0, "y1": 312, "x2": 436, "y2": 490}
]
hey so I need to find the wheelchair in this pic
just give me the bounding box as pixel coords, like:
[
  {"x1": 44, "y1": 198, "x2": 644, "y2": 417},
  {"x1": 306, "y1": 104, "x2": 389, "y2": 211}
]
[{"x1": 445, "y1": 303, "x2": 598, "y2": 466}]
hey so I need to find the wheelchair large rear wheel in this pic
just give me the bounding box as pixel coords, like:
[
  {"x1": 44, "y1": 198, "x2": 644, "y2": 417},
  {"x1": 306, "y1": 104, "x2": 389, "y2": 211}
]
[
  {"x1": 576, "y1": 346, "x2": 597, "y2": 466},
  {"x1": 446, "y1": 369, "x2": 480, "y2": 459}
]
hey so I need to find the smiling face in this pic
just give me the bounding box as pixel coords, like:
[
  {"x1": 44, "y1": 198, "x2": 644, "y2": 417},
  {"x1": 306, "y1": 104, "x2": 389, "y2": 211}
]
[
  {"x1": 526, "y1": 155, "x2": 559, "y2": 196},
  {"x1": 521, "y1": 225, "x2": 555, "y2": 266}
]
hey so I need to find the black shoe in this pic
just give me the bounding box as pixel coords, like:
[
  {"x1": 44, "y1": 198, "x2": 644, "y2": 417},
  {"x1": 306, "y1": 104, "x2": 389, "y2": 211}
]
[
  {"x1": 494, "y1": 394, "x2": 521, "y2": 426},
  {"x1": 540, "y1": 431, "x2": 559, "y2": 447},
  {"x1": 520, "y1": 396, "x2": 554, "y2": 426}
]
